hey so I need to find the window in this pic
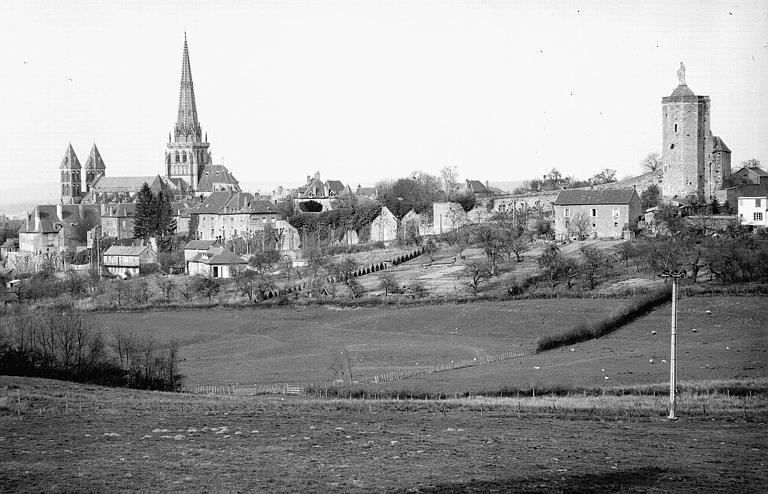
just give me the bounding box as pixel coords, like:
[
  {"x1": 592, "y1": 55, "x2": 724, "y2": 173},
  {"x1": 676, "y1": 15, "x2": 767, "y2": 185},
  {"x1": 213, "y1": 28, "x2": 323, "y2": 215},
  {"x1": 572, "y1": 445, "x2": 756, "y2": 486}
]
[
  {"x1": 614, "y1": 222, "x2": 618, "y2": 227},
  {"x1": 757, "y1": 199, "x2": 762, "y2": 207},
  {"x1": 564, "y1": 208, "x2": 570, "y2": 218},
  {"x1": 210, "y1": 228, "x2": 214, "y2": 237},
  {"x1": 592, "y1": 223, "x2": 596, "y2": 229},
  {"x1": 591, "y1": 208, "x2": 596, "y2": 217},
  {"x1": 674, "y1": 124, "x2": 677, "y2": 132},
  {"x1": 755, "y1": 212, "x2": 764, "y2": 222},
  {"x1": 670, "y1": 144, "x2": 675, "y2": 149},
  {"x1": 612, "y1": 208, "x2": 620, "y2": 218}
]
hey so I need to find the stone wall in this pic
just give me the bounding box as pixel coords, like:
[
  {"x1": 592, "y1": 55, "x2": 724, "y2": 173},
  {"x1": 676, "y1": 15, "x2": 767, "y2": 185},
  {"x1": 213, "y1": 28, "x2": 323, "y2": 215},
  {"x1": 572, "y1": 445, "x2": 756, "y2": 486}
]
[
  {"x1": 661, "y1": 94, "x2": 710, "y2": 199},
  {"x1": 369, "y1": 206, "x2": 398, "y2": 242}
]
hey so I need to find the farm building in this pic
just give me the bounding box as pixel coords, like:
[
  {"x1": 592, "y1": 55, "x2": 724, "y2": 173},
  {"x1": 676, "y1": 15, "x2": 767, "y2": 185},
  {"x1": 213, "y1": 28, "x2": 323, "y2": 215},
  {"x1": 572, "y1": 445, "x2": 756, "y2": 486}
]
[
  {"x1": 554, "y1": 188, "x2": 642, "y2": 240},
  {"x1": 187, "y1": 247, "x2": 247, "y2": 278},
  {"x1": 102, "y1": 245, "x2": 157, "y2": 277},
  {"x1": 184, "y1": 239, "x2": 219, "y2": 270}
]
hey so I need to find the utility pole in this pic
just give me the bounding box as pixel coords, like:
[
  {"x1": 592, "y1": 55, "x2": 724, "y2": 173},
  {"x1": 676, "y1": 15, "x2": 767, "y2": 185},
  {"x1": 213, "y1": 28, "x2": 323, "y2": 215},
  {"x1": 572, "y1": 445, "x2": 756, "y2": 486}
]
[{"x1": 659, "y1": 269, "x2": 686, "y2": 420}]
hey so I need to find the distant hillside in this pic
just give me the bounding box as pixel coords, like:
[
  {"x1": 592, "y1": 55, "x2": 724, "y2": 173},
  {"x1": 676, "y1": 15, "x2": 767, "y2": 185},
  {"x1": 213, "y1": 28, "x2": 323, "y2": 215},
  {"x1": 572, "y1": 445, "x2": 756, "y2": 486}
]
[{"x1": 489, "y1": 180, "x2": 526, "y2": 193}]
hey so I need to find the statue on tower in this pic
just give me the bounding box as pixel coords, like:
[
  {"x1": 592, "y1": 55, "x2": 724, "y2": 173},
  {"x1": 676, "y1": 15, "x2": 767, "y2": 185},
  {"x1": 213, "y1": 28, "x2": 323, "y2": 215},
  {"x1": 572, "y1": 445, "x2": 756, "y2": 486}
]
[{"x1": 677, "y1": 61, "x2": 686, "y2": 85}]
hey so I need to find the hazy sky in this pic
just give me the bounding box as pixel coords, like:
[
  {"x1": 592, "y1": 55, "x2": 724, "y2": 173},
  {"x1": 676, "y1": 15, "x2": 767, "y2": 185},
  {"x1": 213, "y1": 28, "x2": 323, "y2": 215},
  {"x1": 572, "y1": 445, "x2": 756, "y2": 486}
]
[{"x1": 1, "y1": 0, "x2": 766, "y2": 206}]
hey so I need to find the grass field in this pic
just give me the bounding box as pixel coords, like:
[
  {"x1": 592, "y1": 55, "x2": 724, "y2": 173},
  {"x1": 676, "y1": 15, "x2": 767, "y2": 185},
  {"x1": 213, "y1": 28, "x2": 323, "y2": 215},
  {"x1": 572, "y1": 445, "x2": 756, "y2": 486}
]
[
  {"x1": 88, "y1": 296, "x2": 767, "y2": 392},
  {"x1": 1, "y1": 376, "x2": 766, "y2": 493},
  {"x1": 90, "y1": 299, "x2": 619, "y2": 386}
]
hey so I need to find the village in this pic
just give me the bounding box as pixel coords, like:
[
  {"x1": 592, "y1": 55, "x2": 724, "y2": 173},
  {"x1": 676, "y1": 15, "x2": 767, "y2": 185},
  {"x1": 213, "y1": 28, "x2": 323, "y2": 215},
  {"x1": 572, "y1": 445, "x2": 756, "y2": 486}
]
[{"x1": 0, "y1": 5, "x2": 766, "y2": 493}]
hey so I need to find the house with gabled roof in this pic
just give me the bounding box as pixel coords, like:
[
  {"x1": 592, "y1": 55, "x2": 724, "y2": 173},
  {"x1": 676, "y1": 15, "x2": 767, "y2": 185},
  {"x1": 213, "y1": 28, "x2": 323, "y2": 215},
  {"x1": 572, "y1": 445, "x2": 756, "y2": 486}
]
[
  {"x1": 554, "y1": 188, "x2": 642, "y2": 240},
  {"x1": 187, "y1": 246, "x2": 247, "y2": 278},
  {"x1": 196, "y1": 164, "x2": 241, "y2": 196},
  {"x1": 102, "y1": 245, "x2": 157, "y2": 278},
  {"x1": 191, "y1": 191, "x2": 282, "y2": 241},
  {"x1": 19, "y1": 204, "x2": 101, "y2": 254}
]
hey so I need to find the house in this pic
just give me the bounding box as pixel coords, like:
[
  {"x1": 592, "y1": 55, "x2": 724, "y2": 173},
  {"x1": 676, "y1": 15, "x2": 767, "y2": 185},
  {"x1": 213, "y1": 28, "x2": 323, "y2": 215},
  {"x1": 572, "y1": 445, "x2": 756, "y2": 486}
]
[
  {"x1": 191, "y1": 191, "x2": 282, "y2": 241},
  {"x1": 187, "y1": 247, "x2": 247, "y2": 278},
  {"x1": 355, "y1": 185, "x2": 378, "y2": 201},
  {"x1": 102, "y1": 245, "x2": 157, "y2": 278},
  {"x1": 553, "y1": 188, "x2": 642, "y2": 240},
  {"x1": 184, "y1": 239, "x2": 218, "y2": 270},
  {"x1": 195, "y1": 164, "x2": 241, "y2": 196},
  {"x1": 18, "y1": 204, "x2": 100, "y2": 254},
  {"x1": 465, "y1": 180, "x2": 492, "y2": 199},
  {"x1": 100, "y1": 203, "x2": 135, "y2": 239},
  {"x1": 737, "y1": 197, "x2": 768, "y2": 228},
  {"x1": 369, "y1": 206, "x2": 399, "y2": 242},
  {"x1": 0, "y1": 238, "x2": 19, "y2": 261},
  {"x1": 731, "y1": 166, "x2": 768, "y2": 187}
]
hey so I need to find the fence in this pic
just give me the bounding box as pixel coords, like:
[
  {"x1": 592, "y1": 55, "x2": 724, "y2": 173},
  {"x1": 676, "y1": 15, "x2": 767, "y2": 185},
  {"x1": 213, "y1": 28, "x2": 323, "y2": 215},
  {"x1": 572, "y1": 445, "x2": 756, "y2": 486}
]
[{"x1": 187, "y1": 347, "x2": 531, "y2": 395}]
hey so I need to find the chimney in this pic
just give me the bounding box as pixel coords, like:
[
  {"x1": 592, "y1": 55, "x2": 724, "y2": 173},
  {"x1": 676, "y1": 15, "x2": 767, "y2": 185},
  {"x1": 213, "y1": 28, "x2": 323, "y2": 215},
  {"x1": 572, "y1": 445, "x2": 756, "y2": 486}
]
[
  {"x1": 56, "y1": 203, "x2": 63, "y2": 222},
  {"x1": 306, "y1": 175, "x2": 310, "y2": 184}
]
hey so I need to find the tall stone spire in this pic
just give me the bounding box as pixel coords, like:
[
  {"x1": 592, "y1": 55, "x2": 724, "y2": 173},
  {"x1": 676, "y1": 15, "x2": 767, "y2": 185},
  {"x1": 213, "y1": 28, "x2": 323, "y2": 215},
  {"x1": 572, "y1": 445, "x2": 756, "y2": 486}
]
[{"x1": 174, "y1": 32, "x2": 203, "y2": 143}]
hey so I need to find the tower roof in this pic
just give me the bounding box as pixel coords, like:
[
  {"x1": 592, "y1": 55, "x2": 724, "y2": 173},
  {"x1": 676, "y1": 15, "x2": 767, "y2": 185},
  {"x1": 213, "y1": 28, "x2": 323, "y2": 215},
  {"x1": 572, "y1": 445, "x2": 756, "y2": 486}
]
[
  {"x1": 174, "y1": 33, "x2": 203, "y2": 142},
  {"x1": 59, "y1": 143, "x2": 81, "y2": 170},
  {"x1": 85, "y1": 143, "x2": 106, "y2": 170},
  {"x1": 670, "y1": 84, "x2": 695, "y2": 97}
]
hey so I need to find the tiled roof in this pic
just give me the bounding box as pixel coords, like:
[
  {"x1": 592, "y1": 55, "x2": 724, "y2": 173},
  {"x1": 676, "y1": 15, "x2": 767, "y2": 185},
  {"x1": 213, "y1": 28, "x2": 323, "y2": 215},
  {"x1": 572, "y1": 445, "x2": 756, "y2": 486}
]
[
  {"x1": 554, "y1": 188, "x2": 638, "y2": 206},
  {"x1": 747, "y1": 167, "x2": 768, "y2": 177},
  {"x1": 85, "y1": 144, "x2": 106, "y2": 170},
  {"x1": 196, "y1": 165, "x2": 240, "y2": 193},
  {"x1": 466, "y1": 180, "x2": 488, "y2": 193},
  {"x1": 104, "y1": 245, "x2": 150, "y2": 256},
  {"x1": 192, "y1": 191, "x2": 235, "y2": 214},
  {"x1": 91, "y1": 175, "x2": 164, "y2": 193},
  {"x1": 59, "y1": 143, "x2": 81, "y2": 170},
  {"x1": 206, "y1": 249, "x2": 247, "y2": 265},
  {"x1": 184, "y1": 240, "x2": 216, "y2": 250},
  {"x1": 326, "y1": 180, "x2": 345, "y2": 194}
]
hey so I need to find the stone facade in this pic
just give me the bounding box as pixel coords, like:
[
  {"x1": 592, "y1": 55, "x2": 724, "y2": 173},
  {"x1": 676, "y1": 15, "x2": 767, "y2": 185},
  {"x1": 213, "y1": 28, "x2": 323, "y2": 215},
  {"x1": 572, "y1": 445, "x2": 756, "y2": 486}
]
[
  {"x1": 369, "y1": 206, "x2": 398, "y2": 242},
  {"x1": 553, "y1": 189, "x2": 642, "y2": 241},
  {"x1": 661, "y1": 63, "x2": 731, "y2": 201},
  {"x1": 432, "y1": 202, "x2": 467, "y2": 234}
]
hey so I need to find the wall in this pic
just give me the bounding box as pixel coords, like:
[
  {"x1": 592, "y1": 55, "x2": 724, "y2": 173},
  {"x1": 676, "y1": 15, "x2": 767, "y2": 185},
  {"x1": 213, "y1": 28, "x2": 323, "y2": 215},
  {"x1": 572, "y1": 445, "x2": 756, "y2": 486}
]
[
  {"x1": 369, "y1": 207, "x2": 398, "y2": 242},
  {"x1": 554, "y1": 203, "x2": 638, "y2": 240},
  {"x1": 661, "y1": 94, "x2": 710, "y2": 199},
  {"x1": 737, "y1": 197, "x2": 768, "y2": 227}
]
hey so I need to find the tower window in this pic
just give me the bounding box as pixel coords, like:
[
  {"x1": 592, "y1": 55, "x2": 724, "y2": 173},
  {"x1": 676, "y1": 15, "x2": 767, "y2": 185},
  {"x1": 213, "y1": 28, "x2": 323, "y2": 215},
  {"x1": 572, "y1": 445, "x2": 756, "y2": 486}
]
[
  {"x1": 670, "y1": 144, "x2": 675, "y2": 149},
  {"x1": 591, "y1": 208, "x2": 596, "y2": 217},
  {"x1": 674, "y1": 124, "x2": 677, "y2": 132}
]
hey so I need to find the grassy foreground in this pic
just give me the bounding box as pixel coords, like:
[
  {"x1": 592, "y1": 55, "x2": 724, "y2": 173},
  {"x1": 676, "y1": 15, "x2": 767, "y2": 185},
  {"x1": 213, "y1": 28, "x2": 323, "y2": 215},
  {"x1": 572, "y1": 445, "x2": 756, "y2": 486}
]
[{"x1": 2, "y1": 376, "x2": 767, "y2": 493}]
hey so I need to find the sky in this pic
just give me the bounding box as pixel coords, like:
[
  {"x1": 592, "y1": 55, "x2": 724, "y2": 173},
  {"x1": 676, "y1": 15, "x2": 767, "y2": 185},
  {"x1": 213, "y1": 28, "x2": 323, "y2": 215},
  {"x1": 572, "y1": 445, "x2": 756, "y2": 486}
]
[{"x1": 1, "y1": 0, "x2": 766, "y2": 212}]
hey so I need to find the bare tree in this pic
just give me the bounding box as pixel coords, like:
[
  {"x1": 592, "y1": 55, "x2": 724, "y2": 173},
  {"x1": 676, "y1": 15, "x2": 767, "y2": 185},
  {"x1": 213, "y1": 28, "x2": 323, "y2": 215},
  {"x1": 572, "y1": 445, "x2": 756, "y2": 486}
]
[
  {"x1": 460, "y1": 260, "x2": 493, "y2": 296},
  {"x1": 440, "y1": 165, "x2": 459, "y2": 200},
  {"x1": 736, "y1": 158, "x2": 761, "y2": 171},
  {"x1": 641, "y1": 152, "x2": 663, "y2": 173},
  {"x1": 378, "y1": 271, "x2": 400, "y2": 296}
]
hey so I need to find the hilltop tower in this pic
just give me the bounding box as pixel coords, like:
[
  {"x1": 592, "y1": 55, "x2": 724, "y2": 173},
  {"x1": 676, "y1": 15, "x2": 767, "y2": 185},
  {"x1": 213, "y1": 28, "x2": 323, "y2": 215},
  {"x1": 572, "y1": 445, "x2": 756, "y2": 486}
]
[
  {"x1": 84, "y1": 143, "x2": 106, "y2": 193},
  {"x1": 60, "y1": 143, "x2": 82, "y2": 204},
  {"x1": 164, "y1": 33, "x2": 212, "y2": 193},
  {"x1": 661, "y1": 62, "x2": 731, "y2": 201}
]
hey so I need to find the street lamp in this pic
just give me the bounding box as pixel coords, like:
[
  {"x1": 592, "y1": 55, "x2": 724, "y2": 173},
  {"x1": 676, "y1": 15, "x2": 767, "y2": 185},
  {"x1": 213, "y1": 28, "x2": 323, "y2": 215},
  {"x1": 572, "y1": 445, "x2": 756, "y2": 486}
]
[{"x1": 659, "y1": 269, "x2": 686, "y2": 420}]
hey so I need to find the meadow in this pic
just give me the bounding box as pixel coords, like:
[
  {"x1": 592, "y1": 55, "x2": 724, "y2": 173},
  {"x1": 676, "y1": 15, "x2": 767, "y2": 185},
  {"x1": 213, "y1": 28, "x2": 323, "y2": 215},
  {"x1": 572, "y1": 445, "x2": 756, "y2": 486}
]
[{"x1": 1, "y1": 376, "x2": 766, "y2": 493}]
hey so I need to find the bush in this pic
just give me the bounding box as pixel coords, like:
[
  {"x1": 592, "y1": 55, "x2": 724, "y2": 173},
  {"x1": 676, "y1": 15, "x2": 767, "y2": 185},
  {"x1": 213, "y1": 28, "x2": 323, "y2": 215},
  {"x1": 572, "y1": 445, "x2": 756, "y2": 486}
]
[{"x1": 535, "y1": 285, "x2": 672, "y2": 352}]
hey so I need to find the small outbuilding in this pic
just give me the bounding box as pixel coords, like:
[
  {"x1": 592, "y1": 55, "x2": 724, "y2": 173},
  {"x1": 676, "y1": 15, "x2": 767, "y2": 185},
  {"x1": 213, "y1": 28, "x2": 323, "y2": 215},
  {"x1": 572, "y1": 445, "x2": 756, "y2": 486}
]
[
  {"x1": 187, "y1": 248, "x2": 247, "y2": 278},
  {"x1": 102, "y1": 245, "x2": 157, "y2": 278}
]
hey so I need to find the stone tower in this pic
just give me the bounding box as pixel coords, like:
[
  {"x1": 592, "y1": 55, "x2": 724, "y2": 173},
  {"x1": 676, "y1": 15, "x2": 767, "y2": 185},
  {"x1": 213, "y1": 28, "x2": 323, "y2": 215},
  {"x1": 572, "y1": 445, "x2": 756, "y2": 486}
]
[
  {"x1": 164, "y1": 33, "x2": 211, "y2": 193},
  {"x1": 60, "y1": 143, "x2": 82, "y2": 204},
  {"x1": 661, "y1": 62, "x2": 731, "y2": 201},
  {"x1": 661, "y1": 62, "x2": 710, "y2": 200},
  {"x1": 84, "y1": 143, "x2": 106, "y2": 193}
]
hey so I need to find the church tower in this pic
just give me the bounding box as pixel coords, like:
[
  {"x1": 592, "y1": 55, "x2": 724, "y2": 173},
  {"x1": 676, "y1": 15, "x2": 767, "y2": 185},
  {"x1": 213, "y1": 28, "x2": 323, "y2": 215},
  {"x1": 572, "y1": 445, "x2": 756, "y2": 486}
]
[
  {"x1": 84, "y1": 143, "x2": 106, "y2": 193},
  {"x1": 60, "y1": 143, "x2": 82, "y2": 204},
  {"x1": 165, "y1": 33, "x2": 211, "y2": 193}
]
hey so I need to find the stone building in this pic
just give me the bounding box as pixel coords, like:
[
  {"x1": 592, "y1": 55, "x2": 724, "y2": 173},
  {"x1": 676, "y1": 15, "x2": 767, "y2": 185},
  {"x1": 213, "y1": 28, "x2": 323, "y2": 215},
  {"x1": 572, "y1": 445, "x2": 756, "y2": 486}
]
[
  {"x1": 102, "y1": 245, "x2": 157, "y2": 278},
  {"x1": 191, "y1": 191, "x2": 282, "y2": 242},
  {"x1": 553, "y1": 189, "x2": 642, "y2": 241},
  {"x1": 369, "y1": 206, "x2": 398, "y2": 242},
  {"x1": 661, "y1": 62, "x2": 731, "y2": 202}
]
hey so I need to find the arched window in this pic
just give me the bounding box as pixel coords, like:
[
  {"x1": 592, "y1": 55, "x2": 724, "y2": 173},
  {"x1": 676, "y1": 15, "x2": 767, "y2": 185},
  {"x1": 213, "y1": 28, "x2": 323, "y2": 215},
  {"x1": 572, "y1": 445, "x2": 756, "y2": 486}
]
[{"x1": 182, "y1": 153, "x2": 187, "y2": 163}]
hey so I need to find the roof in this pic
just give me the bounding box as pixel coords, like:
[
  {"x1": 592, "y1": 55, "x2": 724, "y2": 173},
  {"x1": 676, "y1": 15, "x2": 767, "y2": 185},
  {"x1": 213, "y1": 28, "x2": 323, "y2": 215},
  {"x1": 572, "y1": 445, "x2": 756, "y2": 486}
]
[
  {"x1": 670, "y1": 84, "x2": 695, "y2": 97},
  {"x1": 554, "y1": 188, "x2": 638, "y2": 206},
  {"x1": 1, "y1": 238, "x2": 19, "y2": 248},
  {"x1": 326, "y1": 180, "x2": 345, "y2": 194},
  {"x1": 91, "y1": 175, "x2": 164, "y2": 193},
  {"x1": 192, "y1": 191, "x2": 234, "y2": 214},
  {"x1": 104, "y1": 245, "x2": 150, "y2": 256},
  {"x1": 185, "y1": 239, "x2": 217, "y2": 250},
  {"x1": 466, "y1": 180, "x2": 488, "y2": 193},
  {"x1": 85, "y1": 144, "x2": 106, "y2": 170},
  {"x1": 196, "y1": 165, "x2": 240, "y2": 193},
  {"x1": 712, "y1": 136, "x2": 731, "y2": 153},
  {"x1": 59, "y1": 143, "x2": 81, "y2": 170},
  {"x1": 206, "y1": 250, "x2": 247, "y2": 265},
  {"x1": 19, "y1": 204, "x2": 100, "y2": 234},
  {"x1": 746, "y1": 167, "x2": 768, "y2": 177}
]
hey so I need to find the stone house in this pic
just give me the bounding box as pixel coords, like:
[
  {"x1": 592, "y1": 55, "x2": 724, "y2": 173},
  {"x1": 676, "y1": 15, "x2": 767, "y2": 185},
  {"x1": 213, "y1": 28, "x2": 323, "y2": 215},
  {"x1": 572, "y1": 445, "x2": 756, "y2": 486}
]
[
  {"x1": 465, "y1": 180, "x2": 492, "y2": 199},
  {"x1": 369, "y1": 206, "x2": 398, "y2": 242},
  {"x1": 102, "y1": 245, "x2": 157, "y2": 278},
  {"x1": 400, "y1": 210, "x2": 434, "y2": 238},
  {"x1": 553, "y1": 189, "x2": 642, "y2": 240},
  {"x1": 731, "y1": 166, "x2": 768, "y2": 187},
  {"x1": 183, "y1": 239, "x2": 218, "y2": 271},
  {"x1": 187, "y1": 247, "x2": 247, "y2": 278},
  {"x1": 18, "y1": 204, "x2": 100, "y2": 254},
  {"x1": 737, "y1": 197, "x2": 768, "y2": 228},
  {"x1": 192, "y1": 191, "x2": 282, "y2": 241},
  {"x1": 100, "y1": 203, "x2": 135, "y2": 239}
]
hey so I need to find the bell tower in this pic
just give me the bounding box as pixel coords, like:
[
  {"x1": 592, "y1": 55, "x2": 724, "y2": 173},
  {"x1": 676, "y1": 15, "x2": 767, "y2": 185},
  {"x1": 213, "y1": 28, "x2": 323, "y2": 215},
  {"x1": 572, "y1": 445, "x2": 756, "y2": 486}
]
[
  {"x1": 60, "y1": 143, "x2": 82, "y2": 204},
  {"x1": 165, "y1": 33, "x2": 211, "y2": 193}
]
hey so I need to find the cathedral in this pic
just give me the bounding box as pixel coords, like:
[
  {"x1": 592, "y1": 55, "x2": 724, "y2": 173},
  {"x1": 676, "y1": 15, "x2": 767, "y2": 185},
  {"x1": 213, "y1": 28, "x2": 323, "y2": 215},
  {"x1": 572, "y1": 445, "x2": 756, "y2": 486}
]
[{"x1": 60, "y1": 33, "x2": 240, "y2": 205}]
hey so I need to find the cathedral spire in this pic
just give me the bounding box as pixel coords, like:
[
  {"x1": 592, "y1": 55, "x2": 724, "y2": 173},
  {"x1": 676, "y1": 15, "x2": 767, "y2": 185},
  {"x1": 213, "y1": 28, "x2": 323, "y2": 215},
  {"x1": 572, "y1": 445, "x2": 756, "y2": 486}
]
[{"x1": 174, "y1": 32, "x2": 202, "y2": 142}]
